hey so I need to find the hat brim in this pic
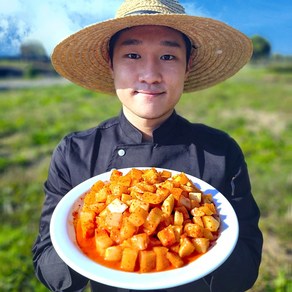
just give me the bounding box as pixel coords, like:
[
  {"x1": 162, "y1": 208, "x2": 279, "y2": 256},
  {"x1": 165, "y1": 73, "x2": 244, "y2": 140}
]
[{"x1": 51, "y1": 14, "x2": 253, "y2": 94}]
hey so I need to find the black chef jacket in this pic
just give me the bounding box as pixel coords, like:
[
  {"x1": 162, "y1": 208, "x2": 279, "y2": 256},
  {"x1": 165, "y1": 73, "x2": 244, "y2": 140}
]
[{"x1": 32, "y1": 110, "x2": 263, "y2": 292}]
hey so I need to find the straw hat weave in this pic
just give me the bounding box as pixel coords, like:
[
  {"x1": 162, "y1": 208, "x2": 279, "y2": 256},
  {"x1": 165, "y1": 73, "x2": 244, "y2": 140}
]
[{"x1": 52, "y1": 0, "x2": 253, "y2": 94}]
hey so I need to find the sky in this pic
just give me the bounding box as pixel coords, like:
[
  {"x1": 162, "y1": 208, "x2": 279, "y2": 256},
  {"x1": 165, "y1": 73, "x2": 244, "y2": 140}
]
[{"x1": 0, "y1": 0, "x2": 291, "y2": 57}]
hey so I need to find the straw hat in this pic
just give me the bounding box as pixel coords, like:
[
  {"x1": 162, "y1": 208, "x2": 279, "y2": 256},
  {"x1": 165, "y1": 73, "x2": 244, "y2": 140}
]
[{"x1": 52, "y1": 0, "x2": 253, "y2": 94}]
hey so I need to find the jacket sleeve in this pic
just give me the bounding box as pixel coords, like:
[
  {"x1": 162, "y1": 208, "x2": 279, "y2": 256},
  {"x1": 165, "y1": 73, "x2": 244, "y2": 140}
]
[
  {"x1": 32, "y1": 140, "x2": 89, "y2": 291},
  {"x1": 208, "y1": 141, "x2": 263, "y2": 292}
]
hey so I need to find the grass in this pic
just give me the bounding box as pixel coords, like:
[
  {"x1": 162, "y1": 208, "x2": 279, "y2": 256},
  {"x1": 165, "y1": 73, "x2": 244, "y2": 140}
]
[{"x1": 0, "y1": 65, "x2": 291, "y2": 291}]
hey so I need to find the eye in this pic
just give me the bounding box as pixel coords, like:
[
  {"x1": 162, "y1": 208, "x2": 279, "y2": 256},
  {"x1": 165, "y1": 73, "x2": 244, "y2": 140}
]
[
  {"x1": 126, "y1": 53, "x2": 140, "y2": 59},
  {"x1": 161, "y1": 55, "x2": 175, "y2": 61}
]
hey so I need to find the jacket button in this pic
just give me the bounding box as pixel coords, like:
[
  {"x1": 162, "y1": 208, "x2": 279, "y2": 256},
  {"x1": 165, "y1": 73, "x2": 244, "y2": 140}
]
[{"x1": 118, "y1": 149, "x2": 126, "y2": 157}]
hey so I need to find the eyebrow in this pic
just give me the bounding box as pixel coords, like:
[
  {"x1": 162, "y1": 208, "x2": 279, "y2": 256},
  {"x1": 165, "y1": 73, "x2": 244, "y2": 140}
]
[
  {"x1": 160, "y1": 40, "x2": 182, "y2": 48},
  {"x1": 120, "y1": 38, "x2": 182, "y2": 48},
  {"x1": 120, "y1": 39, "x2": 142, "y2": 46}
]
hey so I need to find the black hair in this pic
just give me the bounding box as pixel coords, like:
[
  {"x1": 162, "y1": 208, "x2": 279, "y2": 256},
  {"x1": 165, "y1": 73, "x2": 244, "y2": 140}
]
[
  {"x1": 108, "y1": 27, "x2": 193, "y2": 65},
  {"x1": 109, "y1": 29, "x2": 124, "y2": 63}
]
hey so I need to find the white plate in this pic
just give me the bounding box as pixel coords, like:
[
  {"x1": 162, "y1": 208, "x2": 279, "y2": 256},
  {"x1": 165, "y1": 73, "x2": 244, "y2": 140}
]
[{"x1": 50, "y1": 167, "x2": 238, "y2": 290}]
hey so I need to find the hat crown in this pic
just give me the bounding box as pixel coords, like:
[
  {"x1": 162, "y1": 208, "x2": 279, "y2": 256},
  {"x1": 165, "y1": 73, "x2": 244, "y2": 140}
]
[{"x1": 115, "y1": 0, "x2": 186, "y2": 18}]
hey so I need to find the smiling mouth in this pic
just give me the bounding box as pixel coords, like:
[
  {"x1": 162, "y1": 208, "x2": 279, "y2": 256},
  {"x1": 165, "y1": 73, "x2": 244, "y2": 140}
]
[{"x1": 135, "y1": 90, "x2": 164, "y2": 96}]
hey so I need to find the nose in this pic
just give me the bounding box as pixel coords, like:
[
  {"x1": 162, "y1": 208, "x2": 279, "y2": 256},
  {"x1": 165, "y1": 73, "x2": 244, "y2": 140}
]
[{"x1": 138, "y1": 57, "x2": 162, "y2": 84}]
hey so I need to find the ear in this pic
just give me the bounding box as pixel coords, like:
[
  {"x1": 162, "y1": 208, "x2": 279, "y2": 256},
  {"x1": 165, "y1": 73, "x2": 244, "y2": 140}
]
[
  {"x1": 184, "y1": 58, "x2": 192, "y2": 81},
  {"x1": 109, "y1": 59, "x2": 114, "y2": 77}
]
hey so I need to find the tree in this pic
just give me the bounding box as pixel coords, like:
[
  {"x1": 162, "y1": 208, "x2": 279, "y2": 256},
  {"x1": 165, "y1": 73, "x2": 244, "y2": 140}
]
[
  {"x1": 20, "y1": 40, "x2": 48, "y2": 61},
  {"x1": 251, "y1": 35, "x2": 271, "y2": 61}
]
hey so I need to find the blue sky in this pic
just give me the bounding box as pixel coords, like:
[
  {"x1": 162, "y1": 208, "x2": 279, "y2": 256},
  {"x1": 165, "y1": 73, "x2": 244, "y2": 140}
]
[{"x1": 0, "y1": 0, "x2": 291, "y2": 56}]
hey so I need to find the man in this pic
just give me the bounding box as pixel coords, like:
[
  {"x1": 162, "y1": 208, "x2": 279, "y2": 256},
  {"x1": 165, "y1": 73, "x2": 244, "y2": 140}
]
[{"x1": 32, "y1": 0, "x2": 263, "y2": 291}]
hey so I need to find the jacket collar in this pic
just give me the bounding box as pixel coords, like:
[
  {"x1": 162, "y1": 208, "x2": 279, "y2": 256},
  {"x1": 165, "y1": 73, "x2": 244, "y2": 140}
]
[{"x1": 119, "y1": 110, "x2": 179, "y2": 144}]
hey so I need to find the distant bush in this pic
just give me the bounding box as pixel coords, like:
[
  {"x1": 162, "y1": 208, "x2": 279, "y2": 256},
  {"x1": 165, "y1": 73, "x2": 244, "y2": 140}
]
[
  {"x1": 20, "y1": 40, "x2": 49, "y2": 62},
  {"x1": 0, "y1": 59, "x2": 57, "y2": 79},
  {"x1": 0, "y1": 66, "x2": 23, "y2": 78},
  {"x1": 267, "y1": 63, "x2": 292, "y2": 74},
  {"x1": 251, "y1": 35, "x2": 271, "y2": 61},
  {"x1": 25, "y1": 61, "x2": 58, "y2": 78}
]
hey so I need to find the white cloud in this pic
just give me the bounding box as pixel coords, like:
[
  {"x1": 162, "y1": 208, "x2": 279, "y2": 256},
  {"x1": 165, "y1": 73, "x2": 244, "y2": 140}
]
[
  {"x1": 0, "y1": 0, "x2": 123, "y2": 56},
  {"x1": 182, "y1": 1, "x2": 208, "y2": 17},
  {"x1": 0, "y1": 19, "x2": 9, "y2": 39},
  {"x1": 0, "y1": 0, "x2": 22, "y2": 14}
]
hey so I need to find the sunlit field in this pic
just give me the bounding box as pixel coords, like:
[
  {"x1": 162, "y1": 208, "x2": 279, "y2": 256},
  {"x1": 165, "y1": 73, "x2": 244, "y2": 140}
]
[{"x1": 0, "y1": 65, "x2": 291, "y2": 291}]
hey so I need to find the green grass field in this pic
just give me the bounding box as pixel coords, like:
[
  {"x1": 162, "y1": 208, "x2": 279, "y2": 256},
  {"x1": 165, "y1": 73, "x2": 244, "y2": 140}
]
[{"x1": 0, "y1": 65, "x2": 291, "y2": 291}]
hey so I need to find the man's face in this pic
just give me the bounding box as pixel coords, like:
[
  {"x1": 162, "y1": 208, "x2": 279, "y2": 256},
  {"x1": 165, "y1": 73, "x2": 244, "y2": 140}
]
[{"x1": 110, "y1": 25, "x2": 190, "y2": 124}]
